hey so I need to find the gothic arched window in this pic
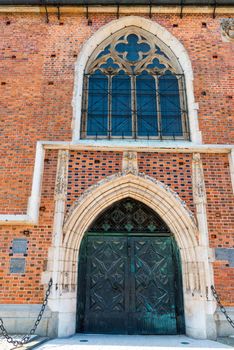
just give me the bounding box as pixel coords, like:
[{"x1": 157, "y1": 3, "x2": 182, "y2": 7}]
[{"x1": 81, "y1": 27, "x2": 189, "y2": 140}]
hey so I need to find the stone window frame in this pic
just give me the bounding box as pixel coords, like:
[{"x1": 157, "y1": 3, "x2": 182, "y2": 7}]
[
  {"x1": 80, "y1": 27, "x2": 189, "y2": 141},
  {"x1": 72, "y1": 16, "x2": 202, "y2": 145}
]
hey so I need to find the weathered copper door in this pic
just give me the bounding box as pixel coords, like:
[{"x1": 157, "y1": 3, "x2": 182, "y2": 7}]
[
  {"x1": 77, "y1": 198, "x2": 184, "y2": 335},
  {"x1": 77, "y1": 234, "x2": 182, "y2": 334}
]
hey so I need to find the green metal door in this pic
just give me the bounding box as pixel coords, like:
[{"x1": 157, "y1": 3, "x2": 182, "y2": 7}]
[
  {"x1": 129, "y1": 236, "x2": 177, "y2": 334},
  {"x1": 81, "y1": 235, "x2": 129, "y2": 334},
  {"x1": 77, "y1": 234, "x2": 179, "y2": 334}
]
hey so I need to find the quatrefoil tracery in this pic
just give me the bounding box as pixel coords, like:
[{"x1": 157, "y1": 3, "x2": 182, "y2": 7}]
[{"x1": 86, "y1": 29, "x2": 181, "y2": 76}]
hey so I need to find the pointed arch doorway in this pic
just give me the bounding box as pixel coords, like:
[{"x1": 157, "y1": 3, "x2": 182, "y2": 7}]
[{"x1": 77, "y1": 198, "x2": 185, "y2": 335}]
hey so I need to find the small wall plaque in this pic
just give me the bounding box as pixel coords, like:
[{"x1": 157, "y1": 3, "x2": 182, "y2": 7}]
[
  {"x1": 10, "y1": 258, "x2": 26, "y2": 274},
  {"x1": 12, "y1": 238, "x2": 28, "y2": 255},
  {"x1": 215, "y1": 248, "x2": 234, "y2": 267}
]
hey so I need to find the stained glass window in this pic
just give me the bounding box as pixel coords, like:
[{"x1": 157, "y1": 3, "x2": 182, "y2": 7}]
[{"x1": 81, "y1": 28, "x2": 189, "y2": 140}]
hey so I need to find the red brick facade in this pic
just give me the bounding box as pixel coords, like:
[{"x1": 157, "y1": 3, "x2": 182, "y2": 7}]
[
  {"x1": 0, "y1": 9, "x2": 233, "y2": 337},
  {"x1": 0, "y1": 150, "x2": 233, "y2": 304},
  {"x1": 0, "y1": 13, "x2": 233, "y2": 209}
]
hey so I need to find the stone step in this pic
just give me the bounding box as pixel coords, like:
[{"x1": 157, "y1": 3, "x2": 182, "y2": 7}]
[{"x1": 217, "y1": 337, "x2": 234, "y2": 347}]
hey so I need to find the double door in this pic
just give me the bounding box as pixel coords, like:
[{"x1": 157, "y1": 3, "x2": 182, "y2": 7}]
[{"x1": 77, "y1": 234, "x2": 178, "y2": 334}]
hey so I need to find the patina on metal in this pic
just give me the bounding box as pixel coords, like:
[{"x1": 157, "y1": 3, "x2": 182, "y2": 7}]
[
  {"x1": 77, "y1": 198, "x2": 185, "y2": 335},
  {"x1": 10, "y1": 257, "x2": 26, "y2": 274},
  {"x1": 12, "y1": 238, "x2": 28, "y2": 255}
]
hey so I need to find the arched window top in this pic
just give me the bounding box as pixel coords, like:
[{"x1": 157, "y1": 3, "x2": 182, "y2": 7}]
[
  {"x1": 85, "y1": 27, "x2": 183, "y2": 75},
  {"x1": 81, "y1": 27, "x2": 189, "y2": 140}
]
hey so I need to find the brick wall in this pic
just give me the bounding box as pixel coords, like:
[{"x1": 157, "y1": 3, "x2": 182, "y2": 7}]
[
  {"x1": 138, "y1": 152, "x2": 195, "y2": 213},
  {"x1": 203, "y1": 154, "x2": 234, "y2": 249},
  {"x1": 0, "y1": 150, "x2": 57, "y2": 303},
  {"x1": 203, "y1": 153, "x2": 234, "y2": 306},
  {"x1": 0, "y1": 12, "x2": 233, "y2": 306},
  {"x1": 66, "y1": 151, "x2": 122, "y2": 211},
  {"x1": 0, "y1": 12, "x2": 233, "y2": 212},
  {"x1": 66, "y1": 151, "x2": 194, "y2": 215},
  {"x1": 0, "y1": 150, "x2": 233, "y2": 304}
]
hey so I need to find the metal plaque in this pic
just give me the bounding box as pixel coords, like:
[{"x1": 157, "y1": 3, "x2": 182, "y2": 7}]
[
  {"x1": 12, "y1": 238, "x2": 28, "y2": 254},
  {"x1": 215, "y1": 248, "x2": 234, "y2": 267},
  {"x1": 10, "y1": 258, "x2": 26, "y2": 274}
]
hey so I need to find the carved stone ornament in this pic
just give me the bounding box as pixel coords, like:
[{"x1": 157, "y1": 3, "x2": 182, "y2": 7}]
[
  {"x1": 54, "y1": 150, "x2": 69, "y2": 201},
  {"x1": 122, "y1": 151, "x2": 138, "y2": 175},
  {"x1": 192, "y1": 153, "x2": 207, "y2": 205},
  {"x1": 221, "y1": 18, "x2": 234, "y2": 41}
]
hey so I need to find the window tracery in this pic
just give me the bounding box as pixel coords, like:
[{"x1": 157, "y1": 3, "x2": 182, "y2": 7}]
[{"x1": 81, "y1": 27, "x2": 189, "y2": 140}]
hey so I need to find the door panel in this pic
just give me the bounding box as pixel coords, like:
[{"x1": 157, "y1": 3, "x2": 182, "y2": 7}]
[
  {"x1": 84, "y1": 236, "x2": 129, "y2": 333},
  {"x1": 129, "y1": 237, "x2": 177, "y2": 334},
  {"x1": 78, "y1": 234, "x2": 177, "y2": 334}
]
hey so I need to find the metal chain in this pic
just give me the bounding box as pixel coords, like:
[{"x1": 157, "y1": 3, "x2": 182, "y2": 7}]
[
  {"x1": 0, "y1": 278, "x2": 53, "y2": 347},
  {"x1": 1, "y1": 281, "x2": 233, "y2": 346},
  {"x1": 211, "y1": 285, "x2": 234, "y2": 329}
]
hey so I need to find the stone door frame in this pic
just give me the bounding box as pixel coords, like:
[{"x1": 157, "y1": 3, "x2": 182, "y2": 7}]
[{"x1": 44, "y1": 164, "x2": 216, "y2": 340}]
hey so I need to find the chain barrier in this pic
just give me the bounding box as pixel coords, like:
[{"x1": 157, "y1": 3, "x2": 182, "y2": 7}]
[
  {"x1": 1, "y1": 281, "x2": 233, "y2": 346},
  {"x1": 0, "y1": 278, "x2": 53, "y2": 348},
  {"x1": 211, "y1": 285, "x2": 234, "y2": 329}
]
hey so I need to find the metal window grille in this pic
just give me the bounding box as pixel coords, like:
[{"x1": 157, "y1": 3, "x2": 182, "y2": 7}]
[
  {"x1": 81, "y1": 30, "x2": 189, "y2": 140},
  {"x1": 88, "y1": 198, "x2": 171, "y2": 233}
]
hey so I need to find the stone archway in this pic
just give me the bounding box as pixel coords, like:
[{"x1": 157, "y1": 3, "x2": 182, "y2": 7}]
[
  {"x1": 76, "y1": 197, "x2": 185, "y2": 335},
  {"x1": 53, "y1": 172, "x2": 215, "y2": 339}
]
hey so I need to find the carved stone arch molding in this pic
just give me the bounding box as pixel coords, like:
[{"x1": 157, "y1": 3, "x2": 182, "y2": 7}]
[
  {"x1": 72, "y1": 16, "x2": 202, "y2": 143},
  {"x1": 59, "y1": 172, "x2": 216, "y2": 339}
]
